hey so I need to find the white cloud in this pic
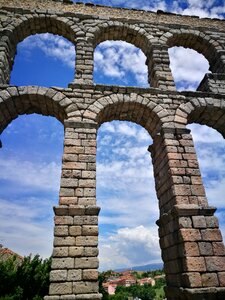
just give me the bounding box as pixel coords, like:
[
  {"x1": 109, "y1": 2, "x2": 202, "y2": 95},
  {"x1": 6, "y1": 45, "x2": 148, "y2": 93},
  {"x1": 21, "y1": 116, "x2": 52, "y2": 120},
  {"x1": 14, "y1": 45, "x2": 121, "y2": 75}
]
[
  {"x1": 0, "y1": 157, "x2": 61, "y2": 192},
  {"x1": 97, "y1": 121, "x2": 161, "y2": 269},
  {"x1": 0, "y1": 197, "x2": 54, "y2": 258},
  {"x1": 94, "y1": 41, "x2": 148, "y2": 87},
  {"x1": 178, "y1": 0, "x2": 224, "y2": 18},
  {"x1": 168, "y1": 47, "x2": 210, "y2": 91},
  {"x1": 20, "y1": 33, "x2": 75, "y2": 69},
  {"x1": 99, "y1": 225, "x2": 161, "y2": 270},
  {"x1": 99, "y1": 121, "x2": 151, "y2": 143},
  {"x1": 189, "y1": 124, "x2": 224, "y2": 144}
]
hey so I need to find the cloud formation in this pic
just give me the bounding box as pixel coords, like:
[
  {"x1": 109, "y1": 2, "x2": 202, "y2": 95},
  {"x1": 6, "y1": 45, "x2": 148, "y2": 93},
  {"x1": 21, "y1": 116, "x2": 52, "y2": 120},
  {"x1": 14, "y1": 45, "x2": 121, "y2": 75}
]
[
  {"x1": 169, "y1": 47, "x2": 210, "y2": 90},
  {"x1": 20, "y1": 33, "x2": 75, "y2": 69},
  {"x1": 99, "y1": 225, "x2": 161, "y2": 270},
  {"x1": 94, "y1": 41, "x2": 148, "y2": 87},
  {"x1": 0, "y1": 197, "x2": 54, "y2": 258}
]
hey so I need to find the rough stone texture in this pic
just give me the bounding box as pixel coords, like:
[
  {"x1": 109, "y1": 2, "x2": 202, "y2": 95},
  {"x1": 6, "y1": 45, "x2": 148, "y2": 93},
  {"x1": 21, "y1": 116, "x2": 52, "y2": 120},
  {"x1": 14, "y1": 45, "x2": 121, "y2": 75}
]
[{"x1": 0, "y1": 1, "x2": 225, "y2": 300}]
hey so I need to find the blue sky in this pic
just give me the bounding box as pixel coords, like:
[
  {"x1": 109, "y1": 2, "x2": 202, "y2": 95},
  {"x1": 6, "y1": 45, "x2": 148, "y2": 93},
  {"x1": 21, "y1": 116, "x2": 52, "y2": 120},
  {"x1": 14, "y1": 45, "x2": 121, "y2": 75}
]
[{"x1": 0, "y1": 0, "x2": 225, "y2": 271}]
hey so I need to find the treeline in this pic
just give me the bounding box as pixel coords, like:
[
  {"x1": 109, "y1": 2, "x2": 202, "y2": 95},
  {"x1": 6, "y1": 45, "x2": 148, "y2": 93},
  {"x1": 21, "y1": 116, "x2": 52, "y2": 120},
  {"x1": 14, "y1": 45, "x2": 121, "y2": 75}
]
[
  {"x1": 0, "y1": 255, "x2": 165, "y2": 300},
  {"x1": 0, "y1": 255, "x2": 51, "y2": 300}
]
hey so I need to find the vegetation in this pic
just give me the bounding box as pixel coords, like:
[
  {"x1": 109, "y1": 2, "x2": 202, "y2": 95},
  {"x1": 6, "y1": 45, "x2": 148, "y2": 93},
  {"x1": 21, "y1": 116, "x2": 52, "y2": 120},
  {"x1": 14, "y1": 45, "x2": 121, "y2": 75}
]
[
  {"x1": 113, "y1": 284, "x2": 156, "y2": 300},
  {"x1": 0, "y1": 255, "x2": 51, "y2": 300},
  {"x1": 0, "y1": 254, "x2": 165, "y2": 300}
]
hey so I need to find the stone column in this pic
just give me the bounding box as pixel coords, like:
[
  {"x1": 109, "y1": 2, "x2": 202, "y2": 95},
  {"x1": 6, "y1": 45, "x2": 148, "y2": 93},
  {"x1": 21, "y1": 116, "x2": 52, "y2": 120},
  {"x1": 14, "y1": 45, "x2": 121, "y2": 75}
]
[
  {"x1": 147, "y1": 45, "x2": 176, "y2": 91},
  {"x1": 149, "y1": 127, "x2": 225, "y2": 300},
  {"x1": 45, "y1": 121, "x2": 101, "y2": 300},
  {"x1": 0, "y1": 37, "x2": 13, "y2": 84},
  {"x1": 70, "y1": 40, "x2": 94, "y2": 87}
]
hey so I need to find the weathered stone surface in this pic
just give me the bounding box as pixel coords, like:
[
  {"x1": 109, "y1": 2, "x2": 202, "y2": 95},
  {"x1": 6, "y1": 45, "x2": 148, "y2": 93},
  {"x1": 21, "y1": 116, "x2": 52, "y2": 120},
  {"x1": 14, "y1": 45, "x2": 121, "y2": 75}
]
[
  {"x1": 50, "y1": 270, "x2": 68, "y2": 282},
  {"x1": 53, "y1": 247, "x2": 69, "y2": 258},
  {"x1": 192, "y1": 216, "x2": 206, "y2": 228},
  {"x1": 75, "y1": 258, "x2": 99, "y2": 269},
  {"x1": 69, "y1": 247, "x2": 84, "y2": 257},
  {"x1": 84, "y1": 247, "x2": 99, "y2": 257},
  {"x1": 82, "y1": 226, "x2": 98, "y2": 236},
  {"x1": 54, "y1": 237, "x2": 76, "y2": 247},
  {"x1": 179, "y1": 229, "x2": 201, "y2": 242},
  {"x1": 51, "y1": 258, "x2": 74, "y2": 269},
  {"x1": 83, "y1": 270, "x2": 99, "y2": 281},
  {"x1": 183, "y1": 257, "x2": 206, "y2": 272},
  {"x1": 201, "y1": 229, "x2": 222, "y2": 241},
  {"x1": 67, "y1": 269, "x2": 82, "y2": 281},
  {"x1": 76, "y1": 236, "x2": 98, "y2": 246},
  {"x1": 182, "y1": 272, "x2": 202, "y2": 288},
  {"x1": 202, "y1": 273, "x2": 219, "y2": 287},
  {"x1": 198, "y1": 242, "x2": 213, "y2": 256},
  {"x1": 206, "y1": 257, "x2": 225, "y2": 272},
  {"x1": 73, "y1": 282, "x2": 99, "y2": 294},
  {"x1": 69, "y1": 226, "x2": 82, "y2": 236},
  {"x1": 49, "y1": 282, "x2": 72, "y2": 295}
]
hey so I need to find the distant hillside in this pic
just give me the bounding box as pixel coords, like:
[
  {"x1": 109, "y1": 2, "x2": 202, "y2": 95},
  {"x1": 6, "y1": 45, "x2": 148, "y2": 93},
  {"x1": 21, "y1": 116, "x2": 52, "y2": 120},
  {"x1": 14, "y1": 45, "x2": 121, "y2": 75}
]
[{"x1": 115, "y1": 262, "x2": 163, "y2": 272}]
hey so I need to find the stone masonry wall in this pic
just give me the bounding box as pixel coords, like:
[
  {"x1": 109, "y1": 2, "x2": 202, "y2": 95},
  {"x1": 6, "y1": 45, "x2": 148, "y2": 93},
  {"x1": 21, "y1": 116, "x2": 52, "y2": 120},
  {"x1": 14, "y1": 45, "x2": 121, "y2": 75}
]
[{"x1": 0, "y1": 1, "x2": 225, "y2": 299}]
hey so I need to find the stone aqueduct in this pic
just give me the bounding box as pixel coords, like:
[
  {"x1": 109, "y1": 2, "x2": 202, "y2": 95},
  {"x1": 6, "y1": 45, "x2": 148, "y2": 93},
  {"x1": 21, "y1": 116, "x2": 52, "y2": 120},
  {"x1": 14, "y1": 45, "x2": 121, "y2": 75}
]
[{"x1": 0, "y1": 0, "x2": 225, "y2": 299}]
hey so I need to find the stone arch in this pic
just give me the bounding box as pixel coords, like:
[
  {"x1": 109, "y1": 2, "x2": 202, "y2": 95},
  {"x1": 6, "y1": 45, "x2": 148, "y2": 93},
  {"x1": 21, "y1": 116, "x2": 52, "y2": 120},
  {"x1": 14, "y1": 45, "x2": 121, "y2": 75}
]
[
  {"x1": 86, "y1": 22, "x2": 154, "y2": 86},
  {"x1": 83, "y1": 93, "x2": 171, "y2": 137},
  {"x1": 89, "y1": 22, "x2": 153, "y2": 56},
  {"x1": 0, "y1": 86, "x2": 75, "y2": 135},
  {"x1": 160, "y1": 29, "x2": 225, "y2": 73},
  {"x1": 0, "y1": 15, "x2": 78, "y2": 84},
  {"x1": 175, "y1": 97, "x2": 225, "y2": 137}
]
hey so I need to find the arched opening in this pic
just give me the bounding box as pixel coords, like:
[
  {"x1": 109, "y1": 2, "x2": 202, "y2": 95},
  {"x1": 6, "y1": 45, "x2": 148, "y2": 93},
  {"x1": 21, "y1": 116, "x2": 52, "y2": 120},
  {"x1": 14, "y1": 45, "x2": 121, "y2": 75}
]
[
  {"x1": 10, "y1": 33, "x2": 75, "y2": 88},
  {"x1": 94, "y1": 41, "x2": 148, "y2": 87},
  {"x1": 1, "y1": 16, "x2": 76, "y2": 85},
  {"x1": 168, "y1": 46, "x2": 210, "y2": 91},
  {"x1": 97, "y1": 120, "x2": 165, "y2": 297},
  {"x1": 0, "y1": 113, "x2": 64, "y2": 257},
  {"x1": 90, "y1": 23, "x2": 152, "y2": 87},
  {"x1": 187, "y1": 123, "x2": 225, "y2": 242}
]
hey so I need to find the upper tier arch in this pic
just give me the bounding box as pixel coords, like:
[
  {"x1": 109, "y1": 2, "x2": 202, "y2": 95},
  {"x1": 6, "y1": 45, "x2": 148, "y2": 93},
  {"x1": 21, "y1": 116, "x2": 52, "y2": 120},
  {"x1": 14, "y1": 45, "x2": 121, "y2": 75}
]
[
  {"x1": 0, "y1": 15, "x2": 78, "y2": 84},
  {"x1": 88, "y1": 21, "x2": 153, "y2": 57},
  {"x1": 160, "y1": 29, "x2": 225, "y2": 73}
]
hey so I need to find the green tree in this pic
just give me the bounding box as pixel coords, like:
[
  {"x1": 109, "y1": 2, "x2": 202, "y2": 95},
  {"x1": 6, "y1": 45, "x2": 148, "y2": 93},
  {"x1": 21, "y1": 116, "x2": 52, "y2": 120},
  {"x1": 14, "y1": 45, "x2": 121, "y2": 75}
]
[
  {"x1": 0, "y1": 256, "x2": 18, "y2": 297},
  {"x1": 99, "y1": 271, "x2": 109, "y2": 300},
  {"x1": 0, "y1": 255, "x2": 51, "y2": 300},
  {"x1": 113, "y1": 284, "x2": 155, "y2": 300}
]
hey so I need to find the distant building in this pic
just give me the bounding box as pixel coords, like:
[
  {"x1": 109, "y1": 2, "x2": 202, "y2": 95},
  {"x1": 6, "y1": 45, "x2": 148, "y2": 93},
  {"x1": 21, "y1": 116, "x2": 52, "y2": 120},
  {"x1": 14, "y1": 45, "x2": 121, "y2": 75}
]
[
  {"x1": 138, "y1": 277, "x2": 155, "y2": 286},
  {"x1": 103, "y1": 270, "x2": 156, "y2": 295}
]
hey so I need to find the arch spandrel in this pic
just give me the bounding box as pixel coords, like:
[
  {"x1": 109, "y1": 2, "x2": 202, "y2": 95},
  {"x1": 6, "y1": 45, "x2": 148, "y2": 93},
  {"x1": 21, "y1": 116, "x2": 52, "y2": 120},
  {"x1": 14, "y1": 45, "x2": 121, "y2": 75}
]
[
  {"x1": 83, "y1": 93, "x2": 172, "y2": 138},
  {"x1": 0, "y1": 86, "x2": 73, "y2": 134},
  {"x1": 88, "y1": 22, "x2": 153, "y2": 57},
  {"x1": 174, "y1": 97, "x2": 225, "y2": 138},
  {"x1": 7, "y1": 15, "x2": 78, "y2": 45},
  {"x1": 161, "y1": 29, "x2": 225, "y2": 73}
]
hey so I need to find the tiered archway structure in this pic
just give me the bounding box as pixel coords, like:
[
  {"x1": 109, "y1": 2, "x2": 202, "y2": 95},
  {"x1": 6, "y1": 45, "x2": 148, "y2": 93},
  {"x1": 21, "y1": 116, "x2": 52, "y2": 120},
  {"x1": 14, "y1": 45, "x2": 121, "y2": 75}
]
[{"x1": 0, "y1": 1, "x2": 225, "y2": 299}]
